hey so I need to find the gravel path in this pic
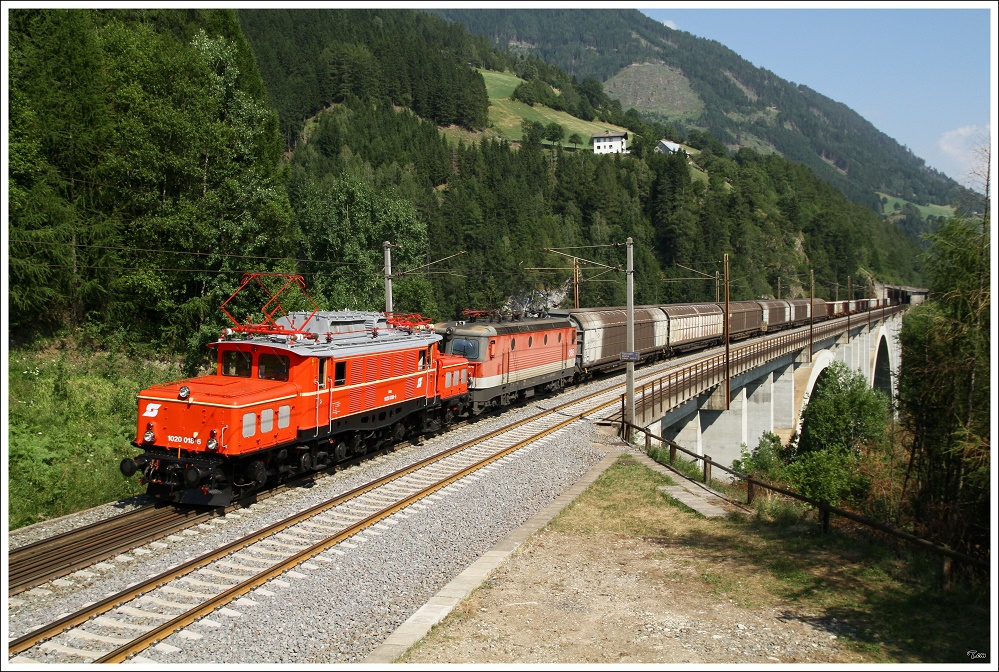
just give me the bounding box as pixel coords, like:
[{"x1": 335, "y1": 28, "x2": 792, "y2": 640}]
[
  {"x1": 399, "y1": 529, "x2": 868, "y2": 665},
  {"x1": 8, "y1": 410, "x2": 607, "y2": 664}
]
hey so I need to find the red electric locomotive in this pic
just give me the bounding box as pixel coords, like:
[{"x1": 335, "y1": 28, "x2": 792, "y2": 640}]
[
  {"x1": 120, "y1": 274, "x2": 469, "y2": 505},
  {"x1": 439, "y1": 310, "x2": 577, "y2": 414}
]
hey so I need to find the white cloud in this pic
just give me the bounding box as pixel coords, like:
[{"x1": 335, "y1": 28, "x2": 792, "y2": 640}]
[
  {"x1": 936, "y1": 124, "x2": 988, "y2": 190},
  {"x1": 661, "y1": 19, "x2": 679, "y2": 30}
]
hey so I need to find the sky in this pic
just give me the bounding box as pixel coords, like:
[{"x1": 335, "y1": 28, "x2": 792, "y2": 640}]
[{"x1": 636, "y1": 3, "x2": 995, "y2": 192}]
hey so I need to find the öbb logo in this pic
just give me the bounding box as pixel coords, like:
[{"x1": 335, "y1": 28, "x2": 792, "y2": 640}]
[{"x1": 142, "y1": 403, "x2": 162, "y2": 418}]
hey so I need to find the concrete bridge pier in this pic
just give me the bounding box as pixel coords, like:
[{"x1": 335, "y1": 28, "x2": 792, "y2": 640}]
[
  {"x1": 772, "y1": 361, "x2": 796, "y2": 440},
  {"x1": 656, "y1": 355, "x2": 800, "y2": 478}
]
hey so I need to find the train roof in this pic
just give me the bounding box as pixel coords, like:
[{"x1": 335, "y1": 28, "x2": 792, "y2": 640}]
[
  {"x1": 439, "y1": 316, "x2": 573, "y2": 337},
  {"x1": 658, "y1": 303, "x2": 722, "y2": 317},
  {"x1": 214, "y1": 310, "x2": 441, "y2": 357}
]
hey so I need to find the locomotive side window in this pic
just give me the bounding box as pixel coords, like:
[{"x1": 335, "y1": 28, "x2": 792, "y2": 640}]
[
  {"x1": 242, "y1": 412, "x2": 256, "y2": 438},
  {"x1": 260, "y1": 408, "x2": 274, "y2": 433},
  {"x1": 446, "y1": 371, "x2": 453, "y2": 388},
  {"x1": 419, "y1": 350, "x2": 426, "y2": 370},
  {"x1": 334, "y1": 361, "x2": 346, "y2": 386},
  {"x1": 278, "y1": 405, "x2": 291, "y2": 429},
  {"x1": 258, "y1": 353, "x2": 290, "y2": 381},
  {"x1": 222, "y1": 350, "x2": 252, "y2": 378},
  {"x1": 461, "y1": 368, "x2": 467, "y2": 383},
  {"x1": 450, "y1": 338, "x2": 480, "y2": 360}
]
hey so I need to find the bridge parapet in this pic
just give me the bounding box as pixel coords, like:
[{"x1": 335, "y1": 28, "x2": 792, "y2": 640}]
[{"x1": 609, "y1": 306, "x2": 905, "y2": 475}]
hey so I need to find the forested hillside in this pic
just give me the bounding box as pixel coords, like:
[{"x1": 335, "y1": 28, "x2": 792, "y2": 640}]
[
  {"x1": 10, "y1": 8, "x2": 922, "y2": 366},
  {"x1": 428, "y1": 8, "x2": 981, "y2": 216},
  {"x1": 9, "y1": 8, "x2": 296, "y2": 354},
  {"x1": 237, "y1": 9, "x2": 493, "y2": 146}
]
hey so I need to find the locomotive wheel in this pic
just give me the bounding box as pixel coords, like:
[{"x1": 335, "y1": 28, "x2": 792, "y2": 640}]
[
  {"x1": 391, "y1": 422, "x2": 406, "y2": 443},
  {"x1": 333, "y1": 441, "x2": 348, "y2": 462},
  {"x1": 245, "y1": 460, "x2": 267, "y2": 487},
  {"x1": 299, "y1": 453, "x2": 312, "y2": 473}
]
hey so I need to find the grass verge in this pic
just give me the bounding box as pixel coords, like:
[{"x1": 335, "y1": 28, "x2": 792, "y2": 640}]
[
  {"x1": 8, "y1": 339, "x2": 185, "y2": 530},
  {"x1": 548, "y1": 454, "x2": 991, "y2": 663}
]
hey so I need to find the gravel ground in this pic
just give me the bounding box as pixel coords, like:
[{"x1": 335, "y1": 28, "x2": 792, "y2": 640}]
[
  {"x1": 399, "y1": 530, "x2": 869, "y2": 665},
  {"x1": 7, "y1": 407, "x2": 607, "y2": 664}
]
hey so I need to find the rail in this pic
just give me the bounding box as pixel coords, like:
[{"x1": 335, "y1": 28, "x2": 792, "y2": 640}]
[{"x1": 619, "y1": 419, "x2": 989, "y2": 576}]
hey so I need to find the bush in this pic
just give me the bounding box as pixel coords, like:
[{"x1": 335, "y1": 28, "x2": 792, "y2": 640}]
[
  {"x1": 782, "y1": 446, "x2": 865, "y2": 506},
  {"x1": 732, "y1": 431, "x2": 783, "y2": 479},
  {"x1": 8, "y1": 340, "x2": 185, "y2": 529}
]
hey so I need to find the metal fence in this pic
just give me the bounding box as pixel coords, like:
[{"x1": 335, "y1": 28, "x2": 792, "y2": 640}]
[{"x1": 620, "y1": 419, "x2": 989, "y2": 579}]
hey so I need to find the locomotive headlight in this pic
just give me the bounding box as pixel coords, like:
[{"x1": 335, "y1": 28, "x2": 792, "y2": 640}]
[
  {"x1": 178, "y1": 385, "x2": 191, "y2": 400},
  {"x1": 207, "y1": 438, "x2": 218, "y2": 451},
  {"x1": 143, "y1": 429, "x2": 156, "y2": 443}
]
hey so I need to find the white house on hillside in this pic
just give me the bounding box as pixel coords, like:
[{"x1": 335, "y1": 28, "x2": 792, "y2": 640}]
[
  {"x1": 655, "y1": 139, "x2": 683, "y2": 154},
  {"x1": 591, "y1": 130, "x2": 629, "y2": 154}
]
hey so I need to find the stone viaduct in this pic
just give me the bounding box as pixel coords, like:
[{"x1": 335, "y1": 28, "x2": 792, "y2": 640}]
[{"x1": 623, "y1": 306, "x2": 904, "y2": 474}]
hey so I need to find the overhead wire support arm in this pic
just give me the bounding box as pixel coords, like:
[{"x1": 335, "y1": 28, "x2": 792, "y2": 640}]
[
  {"x1": 384, "y1": 246, "x2": 466, "y2": 312},
  {"x1": 395, "y1": 250, "x2": 467, "y2": 277},
  {"x1": 674, "y1": 262, "x2": 715, "y2": 278},
  {"x1": 544, "y1": 248, "x2": 621, "y2": 272},
  {"x1": 546, "y1": 244, "x2": 624, "y2": 250}
]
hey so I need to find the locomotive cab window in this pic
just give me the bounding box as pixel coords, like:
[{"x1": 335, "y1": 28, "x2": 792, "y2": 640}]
[
  {"x1": 450, "y1": 337, "x2": 480, "y2": 361},
  {"x1": 258, "y1": 353, "x2": 290, "y2": 381},
  {"x1": 222, "y1": 350, "x2": 252, "y2": 378},
  {"x1": 334, "y1": 361, "x2": 346, "y2": 386},
  {"x1": 318, "y1": 358, "x2": 329, "y2": 389}
]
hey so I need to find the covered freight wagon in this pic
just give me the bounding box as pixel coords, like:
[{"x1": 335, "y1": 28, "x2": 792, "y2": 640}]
[
  {"x1": 725, "y1": 301, "x2": 765, "y2": 339},
  {"x1": 659, "y1": 303, "x2": 723, "y2": 352},
  {"x1": 551, "y1": 306, "x2": 669, "y2": 372},
  {"x1": 756, "y1": 300, "x2": 790, "y2": 331}
]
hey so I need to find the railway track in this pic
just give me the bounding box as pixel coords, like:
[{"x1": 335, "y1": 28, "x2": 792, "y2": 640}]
[
  {"x1": 8, "y1": 504, "x2": 213, "y2": 597},
  {"x1": 9, "y1": 375, "x2": 627, "y2": 664},
  {"x1": 6, "y1": 446, "x2": 421, "y2": 598},
  {"x1": 9, "y1": 312, "x2": 894, "y2": 663}
]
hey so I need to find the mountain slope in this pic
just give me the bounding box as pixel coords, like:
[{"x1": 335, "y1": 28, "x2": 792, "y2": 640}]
[{"x1": 428, "y1": 8, "x2": 977, "y2": 213}]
